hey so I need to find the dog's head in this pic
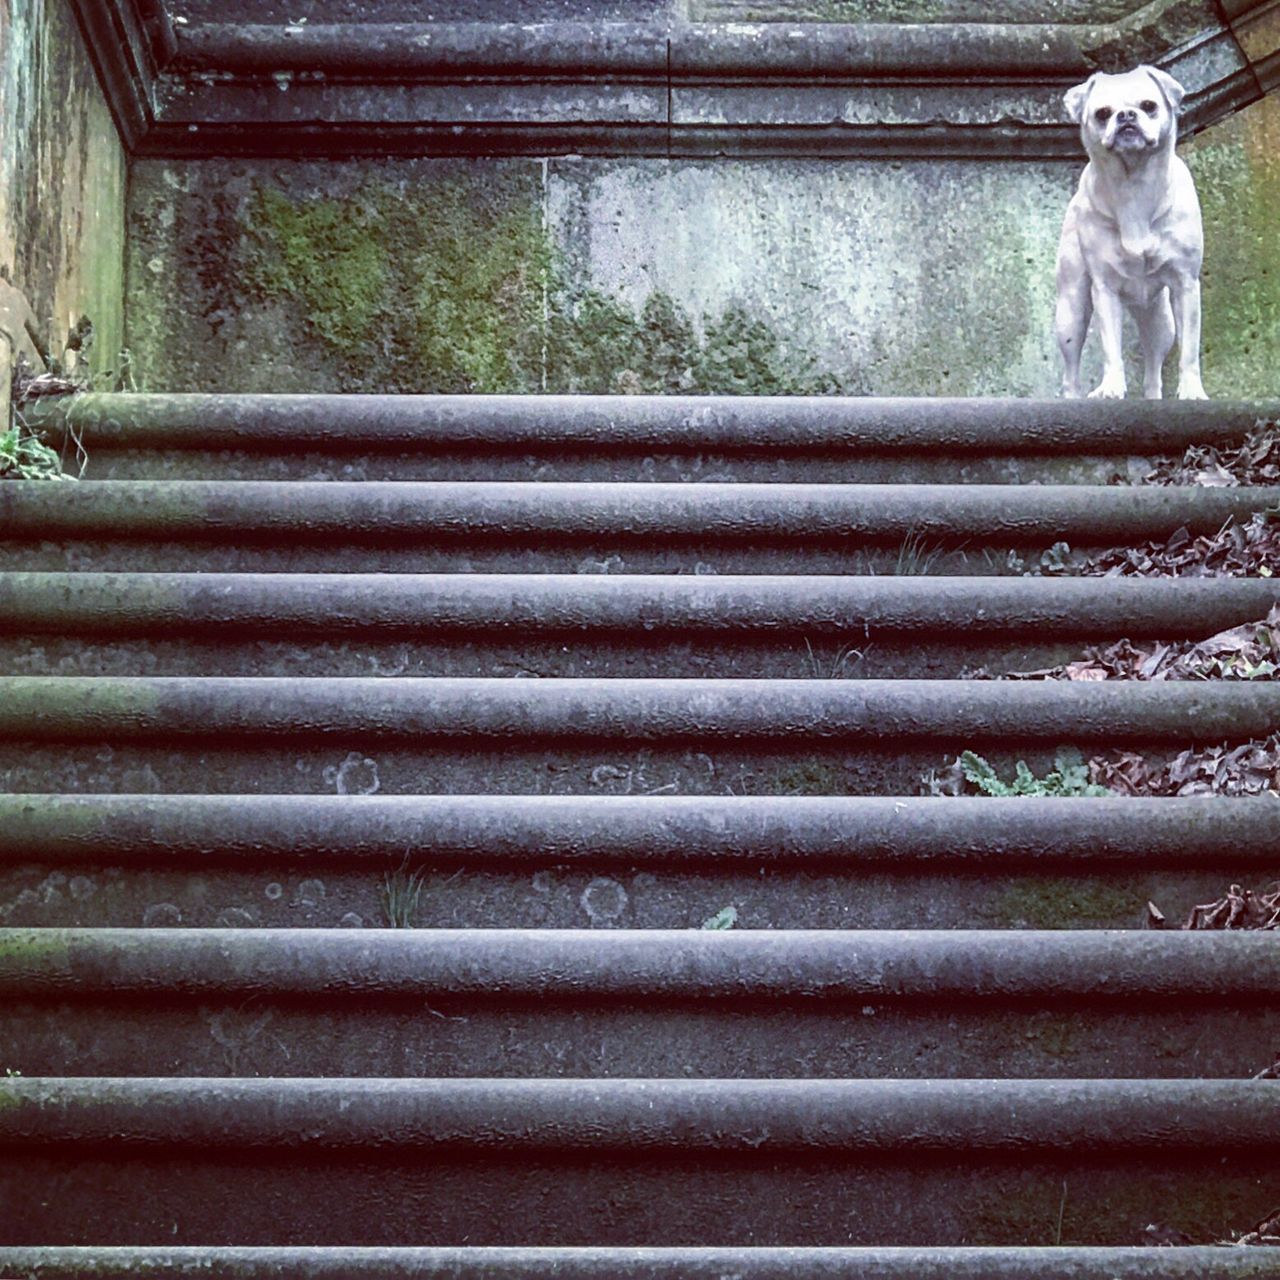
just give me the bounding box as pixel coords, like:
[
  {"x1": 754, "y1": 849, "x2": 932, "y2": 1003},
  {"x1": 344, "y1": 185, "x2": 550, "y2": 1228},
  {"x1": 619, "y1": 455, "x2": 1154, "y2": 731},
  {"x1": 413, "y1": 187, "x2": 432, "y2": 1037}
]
[{"x1": 1063, "y1": 66, "x2": 1184, "y2": 159}]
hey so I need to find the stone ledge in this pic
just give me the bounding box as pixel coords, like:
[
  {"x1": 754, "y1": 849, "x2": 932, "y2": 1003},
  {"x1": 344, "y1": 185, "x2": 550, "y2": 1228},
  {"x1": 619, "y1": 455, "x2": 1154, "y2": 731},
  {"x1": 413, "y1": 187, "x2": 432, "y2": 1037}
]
[
  {"x1": 3, "y1": 791, "x2": 1279, "y2": 867},
  {"x1": 73, "y1": 0, "x2": 1280, "y2": 156},
  {"x1": 0, "y1": 1246, "x2": 1271, "y2": 1278}
]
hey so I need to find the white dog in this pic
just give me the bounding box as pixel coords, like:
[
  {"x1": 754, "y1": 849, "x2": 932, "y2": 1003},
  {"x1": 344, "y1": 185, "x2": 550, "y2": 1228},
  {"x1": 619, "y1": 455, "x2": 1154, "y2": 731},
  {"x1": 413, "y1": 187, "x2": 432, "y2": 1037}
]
[{"x1": 1055, "y1": 65, "x2": 1207, "y2": 400}]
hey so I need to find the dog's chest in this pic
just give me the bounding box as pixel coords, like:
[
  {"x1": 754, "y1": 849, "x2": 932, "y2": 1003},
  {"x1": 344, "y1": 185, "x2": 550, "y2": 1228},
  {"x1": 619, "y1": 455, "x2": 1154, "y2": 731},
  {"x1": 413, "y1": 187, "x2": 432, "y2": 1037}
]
[{"x1": 1089, "y1": 223, "x2": 1180, "y2": 302}]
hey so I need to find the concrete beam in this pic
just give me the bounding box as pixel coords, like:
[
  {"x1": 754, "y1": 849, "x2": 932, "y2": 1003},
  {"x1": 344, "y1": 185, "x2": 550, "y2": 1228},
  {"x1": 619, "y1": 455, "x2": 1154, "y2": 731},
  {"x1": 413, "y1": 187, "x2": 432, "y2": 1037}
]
[
  {"x1": 2, "y1": 480, "x2": 1277, "y2": 543},
  {"x1": 3, "y1": 1076, "x2": 1279, "y2": 1151},
  {"x1": 5, "y1": 928, "x2": 1280, "y2": 999},
  {"x1": 2, "y1": 792, "x2": 1278, "y2": 869},
  {"x1": 1, "y1": 573, "x2": 1278, "y2": 638},
  {"x1": 0, "y1": 676, "x2": 1277, "y2": 743},
  {"x1": 30, "y1": 394, "x2": 1280, "y2": 455},
  {"x1": 66, "y1": 0, "x2": 1280, "y2": 157},
  {"x1": 0, "y1": 1247, "x2": 1274, "y2": 1278}
]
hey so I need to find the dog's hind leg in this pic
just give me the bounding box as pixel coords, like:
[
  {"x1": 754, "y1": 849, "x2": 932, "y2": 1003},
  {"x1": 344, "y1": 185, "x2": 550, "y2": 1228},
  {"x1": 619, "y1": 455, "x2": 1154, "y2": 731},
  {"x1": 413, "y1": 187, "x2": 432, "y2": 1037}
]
[
  {"x1": 1055, "y1": 228, "x2": 1091, "y2": 398},
  {"x1": 1135, "y1": 290, "x2": 1175, "y2": 400},
  {"x1": 1171, "y1": 278, "x2": 1208, "y2": 399}
]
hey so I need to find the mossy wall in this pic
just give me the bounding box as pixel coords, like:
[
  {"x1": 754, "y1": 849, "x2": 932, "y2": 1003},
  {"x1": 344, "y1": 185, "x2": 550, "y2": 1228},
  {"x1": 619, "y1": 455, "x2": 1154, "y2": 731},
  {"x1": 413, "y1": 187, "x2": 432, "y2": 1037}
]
[
  {"x1": 1184, "y1": 93, "x2": 1280, "y2": 400},
  {"x1": 0, "y1": 0, "x2": 126, "y2": 380},
  {"x1": 125, "y1": 157, "x2": 1061, "y2": 395},
  {"x1": 125, "y1": 100, "x2": 1280, "y2": 397}
]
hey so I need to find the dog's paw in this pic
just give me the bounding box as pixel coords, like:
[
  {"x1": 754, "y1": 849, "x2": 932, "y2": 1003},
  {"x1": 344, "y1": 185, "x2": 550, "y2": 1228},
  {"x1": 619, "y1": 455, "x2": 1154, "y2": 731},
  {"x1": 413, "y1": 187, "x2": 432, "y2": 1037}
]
[
  {"x1": 1177, "y1": 377, "x2": 1208, "y2": 400},
  {"x1": 1088, "y1": 376, "x2": 1126, "y2": 400}
]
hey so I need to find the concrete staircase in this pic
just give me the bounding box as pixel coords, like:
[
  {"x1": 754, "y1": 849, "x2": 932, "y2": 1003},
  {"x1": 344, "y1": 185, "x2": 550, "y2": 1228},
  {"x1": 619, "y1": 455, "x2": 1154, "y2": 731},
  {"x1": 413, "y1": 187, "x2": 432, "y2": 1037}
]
[{"x1": 2, "y1": 392, "x2": 1280, "y2": 1277}]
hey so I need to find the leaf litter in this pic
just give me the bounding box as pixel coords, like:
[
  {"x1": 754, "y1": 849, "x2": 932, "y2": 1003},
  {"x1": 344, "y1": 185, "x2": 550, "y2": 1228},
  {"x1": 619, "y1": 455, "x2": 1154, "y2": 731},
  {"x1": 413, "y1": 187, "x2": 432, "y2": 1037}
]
[
  {"x1": 1142, "y1": 416, "x2": 1280, "y2": 489},
  {"x1": 938, "y1": 607, "x2": 1280, "y2": 927}
]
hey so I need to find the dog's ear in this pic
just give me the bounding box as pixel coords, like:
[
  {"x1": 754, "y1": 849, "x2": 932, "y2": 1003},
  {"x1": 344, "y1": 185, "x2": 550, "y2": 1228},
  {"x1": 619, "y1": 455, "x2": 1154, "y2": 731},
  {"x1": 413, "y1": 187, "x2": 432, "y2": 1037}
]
[
  {"x1": 1142, "y1": 65, "x2": 1186, "y2": 113},
  {"x1": 1063, "y1": 75, "x2": 1098, "y2": 123}
]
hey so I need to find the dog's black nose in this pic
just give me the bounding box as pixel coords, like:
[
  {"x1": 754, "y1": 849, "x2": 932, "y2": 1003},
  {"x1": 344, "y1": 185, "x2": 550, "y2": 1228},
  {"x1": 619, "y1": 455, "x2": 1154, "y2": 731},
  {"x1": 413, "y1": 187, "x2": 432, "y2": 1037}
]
[{"x1": 1116, "y1": 108, "x2": 1137, "y2": 123}]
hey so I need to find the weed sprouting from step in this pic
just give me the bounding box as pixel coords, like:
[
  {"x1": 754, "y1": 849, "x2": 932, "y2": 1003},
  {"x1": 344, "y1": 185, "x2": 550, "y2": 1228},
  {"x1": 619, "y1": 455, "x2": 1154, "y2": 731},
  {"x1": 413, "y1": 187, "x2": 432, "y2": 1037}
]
[
  {"x1": 957, "y1": 747, "x2": 1109, "y2": 797},
  {"x1": 381, "y1": 858, "x2": 428, "y2": 928},
  {"x1": 6, "y1": 364, "x2": 93, "y2": 480},
  {"x1": 0, "y1": 420, "x2": 66, "y2": 480},
  {"x1": 801, "y1": 637, "x2": 869, "y2": 679},
  {"x1": 892, "y1": 528, "x2": 945, "y2": 576},
  {"x1": 701, "y1": 906, "x2": 738, "y2": 930}
]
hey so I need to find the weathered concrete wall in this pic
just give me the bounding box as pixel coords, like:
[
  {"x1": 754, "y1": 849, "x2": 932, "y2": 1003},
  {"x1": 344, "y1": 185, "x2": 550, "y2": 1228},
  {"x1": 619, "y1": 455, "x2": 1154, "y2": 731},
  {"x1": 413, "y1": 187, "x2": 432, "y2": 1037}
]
[
  {"x1": 125, "y1": 94, "x2": 1280, "y2": 398},
  {"x1": 1183, "y1": 92, "x2": 1280, "y2": 400},
  {"x1": 0, "y1": 0, "x2": 127, "y2": 380}
]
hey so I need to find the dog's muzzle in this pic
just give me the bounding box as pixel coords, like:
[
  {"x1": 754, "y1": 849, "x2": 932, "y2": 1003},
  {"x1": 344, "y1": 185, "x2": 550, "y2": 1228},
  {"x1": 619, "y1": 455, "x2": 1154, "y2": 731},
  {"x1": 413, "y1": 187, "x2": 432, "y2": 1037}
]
[{"x1": 1108, "y1": 120, "x2": 1154, "y2": 150}]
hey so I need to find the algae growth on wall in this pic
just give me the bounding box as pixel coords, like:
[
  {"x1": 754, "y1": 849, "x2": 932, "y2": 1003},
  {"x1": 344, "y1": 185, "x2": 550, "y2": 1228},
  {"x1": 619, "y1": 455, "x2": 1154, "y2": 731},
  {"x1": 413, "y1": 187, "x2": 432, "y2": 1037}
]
[
  {"x1": 126, "y1": 160, "x2": 854, "y2": 395},
  {"x1": 0, "y1": 0, "x2": 126, "y2": 379},
  {"x1": 1184, "y1": 93, "x2": 1280, "y2": 401},
  {"x1": 125, "y1": 115, "x2": 1279, "y2": 398},
  {"x1": 125, "y1": 157, "x2": 1064, "y2": 395}
]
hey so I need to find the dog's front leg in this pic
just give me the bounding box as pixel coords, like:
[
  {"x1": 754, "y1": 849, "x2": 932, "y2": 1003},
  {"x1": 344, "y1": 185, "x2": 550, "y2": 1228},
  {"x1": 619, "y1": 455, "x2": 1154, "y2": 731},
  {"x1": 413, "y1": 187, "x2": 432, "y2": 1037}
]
[
  {"x1": 1088, "y1": 286, "x2": 1127, "y2": 399},
  {"x1": 1135, "y1": 293, "x2": 1175, "y2": 400},
  {"x1": 1170, "y1": 278, "x2": 1208, "y2": 399}
]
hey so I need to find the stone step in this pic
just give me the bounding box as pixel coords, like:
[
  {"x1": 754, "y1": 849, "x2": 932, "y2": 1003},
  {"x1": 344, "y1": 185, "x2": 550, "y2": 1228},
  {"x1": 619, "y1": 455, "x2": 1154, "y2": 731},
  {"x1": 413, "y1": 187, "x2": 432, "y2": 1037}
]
[
  {"x1": 9, "y1": 927, "x2": 1277, "y2": 1000},
  {"x1": 2, "y1": 676, "x2": 1275, "y2": 746},
  {"x1": 3, "y1": 480, "x2": 1273, "y2": 544},
  {"x1": 5, "y1": 479, "x2": 1272, "y2": 574},
  {"x1": 2, "y1": 572, "x2": 1275, "y2": 678},
  {"x1": 1, "y1": 1247, "x2": 1276, "y2": 1279},
  {"x1": 4, "y1": 1076, "x2": 1277, "y2": 1149},
  {"x1": 1, "y1": 1077, "x2": 1276, "y2": 1245},
  {"x1": 39, "y1": 394, "x2": 1280, "y2": 456},
  {"x1": 4, "y1": 573, "x2": 1278, "y2": 639},
  {"x1": 5, "y1": 793, "x2": 1274, "y2": 870},
  {"x1": 31, "y1": 394, "x2": 1280, "y2": 483},
  {"x1": 3, "y1": 930, "x2": 1276, "y2": 1079},
  {"x1": 2, "y1": 794, "x2": 1264, "y2": 935}
]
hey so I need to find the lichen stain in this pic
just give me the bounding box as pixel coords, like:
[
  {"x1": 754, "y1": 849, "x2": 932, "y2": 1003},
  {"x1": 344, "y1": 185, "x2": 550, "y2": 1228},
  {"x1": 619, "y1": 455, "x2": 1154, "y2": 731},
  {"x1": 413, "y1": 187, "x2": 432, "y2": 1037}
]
[
  {"x1": 226, "y1": 178, "x2": 842, "y2": 395},
  {"x1": 981, "y1": 878, "x2": 1141, "y2": 928},
  {"x1": 1185, "y1": 94, "x2": 1280, "y2": 398},
  {"x1": 242, "y1": 181, "x2": 550, "y2": 393}
]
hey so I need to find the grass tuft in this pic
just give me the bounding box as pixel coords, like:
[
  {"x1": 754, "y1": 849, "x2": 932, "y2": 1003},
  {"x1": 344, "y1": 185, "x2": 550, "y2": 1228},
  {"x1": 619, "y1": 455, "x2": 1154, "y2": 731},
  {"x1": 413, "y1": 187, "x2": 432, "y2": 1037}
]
[{"x1": 381, "y1": 858, "x2": 428, "y2": 928}]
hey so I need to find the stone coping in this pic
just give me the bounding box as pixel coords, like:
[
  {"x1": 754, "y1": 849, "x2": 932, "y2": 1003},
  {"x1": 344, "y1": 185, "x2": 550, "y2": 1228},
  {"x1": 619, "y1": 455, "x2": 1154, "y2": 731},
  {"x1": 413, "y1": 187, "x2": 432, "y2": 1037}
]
[{"x1": 69, "y1": 0, "x2": 1280, "y2": 156}]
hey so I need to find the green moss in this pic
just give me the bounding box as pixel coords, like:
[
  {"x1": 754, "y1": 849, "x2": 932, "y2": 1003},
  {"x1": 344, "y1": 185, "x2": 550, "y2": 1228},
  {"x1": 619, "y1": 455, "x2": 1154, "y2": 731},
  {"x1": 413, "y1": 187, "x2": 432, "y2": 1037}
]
[
  {"x1": 981, "y1": 878, "x2": 1141, "y2": 928},
  {"x1": 1186, "y1": 96, "x2": 1280, "y2": 399},
  {"x1": 249, "y1": 189, "x2": 387, "y2": 356},
  {"x1": 237, "y1": 178, "x2": 840, "y2": 395},
  {"x1": 411, "y1": 187, "x2": 551, "y2": 393},
  {"x1": 774, "y1": 760, "x2": 854, "y2": 795},
  {"x1": 0, "y1": 929, "x2": 70, "y2": 966}
]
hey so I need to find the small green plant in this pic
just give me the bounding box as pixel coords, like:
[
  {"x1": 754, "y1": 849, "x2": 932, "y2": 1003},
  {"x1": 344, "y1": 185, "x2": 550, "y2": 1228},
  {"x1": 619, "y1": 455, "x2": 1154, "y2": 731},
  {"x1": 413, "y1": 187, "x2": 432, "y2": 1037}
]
[
  {"x1": 0, "y1": 419, "x2": 73, "y2": 480},
  {"x1": 802, "y1": 637, "x2": 868, "y2": 679},
  {"x1": 1039, "y1": 541, "x2": 1073, "y2": 574},
  {"x1": 893, "y1": 528, "x2": 945, "y2": 576},
  {"x1": 701, "y1": 906, "x2": 738, "y2": 930},
  {"x1": 4, "y1": 1068, "x2": 21, "y2": 1077},
  {"x1": 960, "y1": 747, "x2": 1109, "y2": 797},
  {"x1": 381, "y1": 858, "x2": 428, "y2": 928}
]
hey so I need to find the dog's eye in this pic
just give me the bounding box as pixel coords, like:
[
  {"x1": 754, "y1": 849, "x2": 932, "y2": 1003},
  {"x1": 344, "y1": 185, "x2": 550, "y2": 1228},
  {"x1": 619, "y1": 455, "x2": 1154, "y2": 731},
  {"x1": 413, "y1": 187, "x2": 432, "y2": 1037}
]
[
  {"x1": 1140, "y1": 99, "x2": 1159, "y2": 114},
  {"x1": 1094, "y1": 107, "x2": 1113, "y2": 122}
]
